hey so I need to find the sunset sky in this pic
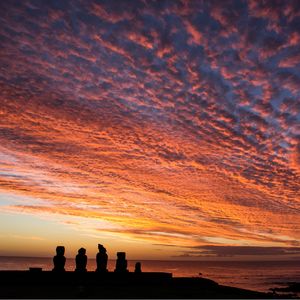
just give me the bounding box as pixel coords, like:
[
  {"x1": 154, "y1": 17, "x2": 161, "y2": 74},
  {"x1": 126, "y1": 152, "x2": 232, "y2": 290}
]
[{"x1": 0, "y1": 0, "x2": 299, "y2": 260}]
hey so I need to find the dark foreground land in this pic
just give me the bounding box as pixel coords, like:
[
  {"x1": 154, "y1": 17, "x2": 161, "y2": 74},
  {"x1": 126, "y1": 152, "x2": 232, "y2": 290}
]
[{"x1": 0, "y1": 271, "x2": 296, "y2": 299}]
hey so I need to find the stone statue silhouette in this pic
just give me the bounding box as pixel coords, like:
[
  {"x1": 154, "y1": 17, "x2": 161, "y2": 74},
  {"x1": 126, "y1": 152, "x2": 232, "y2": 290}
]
[
  {"x1": 75, "y1": 247, "x2": 87, "y2": 272},
  {"x1": 114, "y1": 252, "x2": 128, "y2": 272},
  {"x1": 134, "y1": 262, "x2": 142, "y2": 273},
  {"x1": 52, "y1": 246, "x2": 66, "y2": 272},
  {"x1": 96, "y1": 244, "x2": 108, "y2": 272}
]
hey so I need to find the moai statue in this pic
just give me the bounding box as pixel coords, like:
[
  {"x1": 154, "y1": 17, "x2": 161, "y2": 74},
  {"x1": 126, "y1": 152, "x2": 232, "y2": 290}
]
[
  {"x1": 96, "y1": 244, "x2": 108, "y2": 272},
  {"x1": 114, "y1": 252, "x2": 128, "y2": 272},
  {"x1": 52, "y1": 246, "x2": 66, "y2": 272},
  {"x1": 75, "y1": 247, "x2": 87, "y2": 272},
  {"x1": 134, "y1": 262, "x2": 142, "y2": 273}
]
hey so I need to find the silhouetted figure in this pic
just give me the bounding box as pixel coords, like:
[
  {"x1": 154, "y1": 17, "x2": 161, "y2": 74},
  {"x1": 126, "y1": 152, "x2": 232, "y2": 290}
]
[
  {"x1": 96, "y1": 244, "x2": 108, "y2": 272},
  {"x1": 134, "y1": 262, "x2": 142, "y2": 273},
  {"x1": 114, "y1": 252, "x2": 128, "y2": 272},
  {"x1": 52, "y1": 246, "x2": 66, "y2": 272},
  {"x1": 75, "y1": 248, "x2": 87, "y2": 272}
]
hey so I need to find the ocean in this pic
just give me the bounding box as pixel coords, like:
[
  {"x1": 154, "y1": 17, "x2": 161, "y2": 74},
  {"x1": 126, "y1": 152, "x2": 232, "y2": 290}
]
[{"x1": 0, "y1": 257, "x2": 299, "y2": 295}]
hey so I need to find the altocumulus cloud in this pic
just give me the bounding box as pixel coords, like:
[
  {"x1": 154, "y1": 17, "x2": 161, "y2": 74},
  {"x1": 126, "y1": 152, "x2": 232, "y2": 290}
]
[
  {"x1": 0, "y1": 0, "x2": 299, "y2": 254},
  {"x1": 176, "y1": 245, "x2": 300, "y2": 257}
]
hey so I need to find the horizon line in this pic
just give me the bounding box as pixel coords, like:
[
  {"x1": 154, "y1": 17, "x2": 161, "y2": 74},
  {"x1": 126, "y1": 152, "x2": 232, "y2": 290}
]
[{"x1": 0, "y1": 255, "x2": 299, "y2": 262}]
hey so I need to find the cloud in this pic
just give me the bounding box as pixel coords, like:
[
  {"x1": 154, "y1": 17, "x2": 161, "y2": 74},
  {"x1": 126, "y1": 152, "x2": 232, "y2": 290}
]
[
  {"x1": 0, "y1": 0, "x2": 299, "y2": 254},
  {"x1": 178, "y1": 245, "x2": 300, "y2": 257},
  {"x1": 11, "y1": 235, "x2": 45, "y2": 241}
]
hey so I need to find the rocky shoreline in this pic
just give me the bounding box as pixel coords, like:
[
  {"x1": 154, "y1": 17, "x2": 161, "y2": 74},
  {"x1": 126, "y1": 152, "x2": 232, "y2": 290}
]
[{"x1": 0, "y1": 270, "x2": 296, "y2": 299}]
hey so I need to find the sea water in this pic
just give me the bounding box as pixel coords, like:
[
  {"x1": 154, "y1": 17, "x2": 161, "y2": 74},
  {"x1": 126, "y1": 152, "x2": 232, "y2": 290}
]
[{"x1": 0, "y1": 257, "x2": 299, "y2": 294}]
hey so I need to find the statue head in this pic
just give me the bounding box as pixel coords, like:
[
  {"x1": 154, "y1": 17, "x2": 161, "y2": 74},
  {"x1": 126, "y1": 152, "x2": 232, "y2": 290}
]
[
  {"x1": 56, "y1": 246, "x2": 65, "y2": 256},
  {"x1": 117, "y1": 252, "x2": 126, "y2": 260},
  {"x1": 78, "y1": 247, "x2": 86, "y2": 255},
  {"x1": 98, "y1": 244, "x2": 106, "y2": 253}
]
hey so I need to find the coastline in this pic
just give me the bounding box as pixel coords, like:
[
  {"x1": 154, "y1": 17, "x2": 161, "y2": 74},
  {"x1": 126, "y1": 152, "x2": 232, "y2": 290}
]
[
  {"x1": 0, "y1": 256, "x2": 299, "y2": 294},
  {"x1": 0, "y1": 270, "x2": 295, "y2": 299}
]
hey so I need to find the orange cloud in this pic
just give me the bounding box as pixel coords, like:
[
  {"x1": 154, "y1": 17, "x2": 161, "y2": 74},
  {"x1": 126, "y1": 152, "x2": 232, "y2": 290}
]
[{"x1": 0, "y1": 0, "x2": 299, "y2": 258}]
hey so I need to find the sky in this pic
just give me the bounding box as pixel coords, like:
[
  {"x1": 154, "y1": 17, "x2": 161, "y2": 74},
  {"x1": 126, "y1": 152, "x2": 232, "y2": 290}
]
[{"x1": 0, "y1": 0, "x2": 299, "y2": 260}]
